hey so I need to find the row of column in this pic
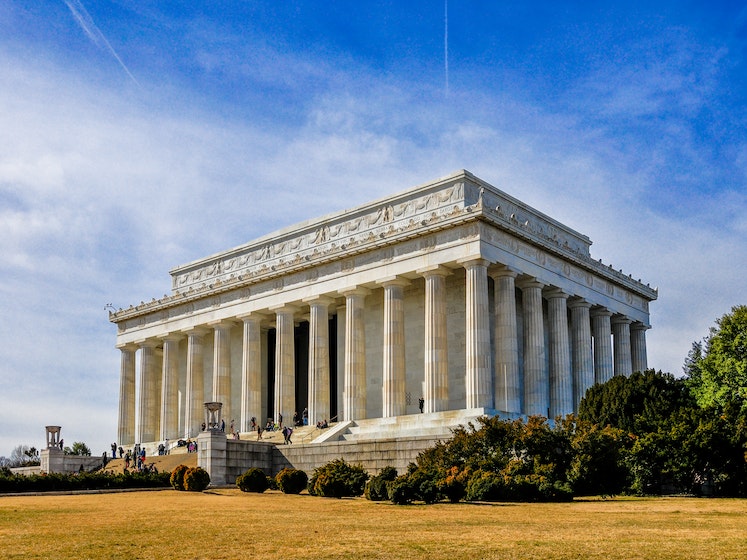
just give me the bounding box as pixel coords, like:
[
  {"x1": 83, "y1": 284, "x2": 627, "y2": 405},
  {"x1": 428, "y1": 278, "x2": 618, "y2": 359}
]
[{"x1": 118, "y1": 260, "x2": 649, "y2": 446}]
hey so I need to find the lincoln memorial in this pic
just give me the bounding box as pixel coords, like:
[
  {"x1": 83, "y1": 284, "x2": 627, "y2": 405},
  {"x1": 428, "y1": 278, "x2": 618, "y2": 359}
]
[{"x1": 110, "y1": 170, "x2": 657, "y2": 449}]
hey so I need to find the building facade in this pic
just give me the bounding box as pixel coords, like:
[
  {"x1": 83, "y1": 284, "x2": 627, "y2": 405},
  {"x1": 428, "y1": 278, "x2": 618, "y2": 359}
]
[{"x1": 110, "y1": 170, "x2": 657, "y2": 447}]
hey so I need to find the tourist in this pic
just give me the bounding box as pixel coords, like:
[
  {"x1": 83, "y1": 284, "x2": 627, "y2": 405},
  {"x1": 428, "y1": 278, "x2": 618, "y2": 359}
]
[
  {"x1": 257, "y1": 426, "x2": 263, "y2": 440},
  {"x1": 282, "y1": 426, "x2": 293, "y2": 444},
  {"x1": 230, "y1": 419, "x2": 235, "y2": 433},
  {"x1": 118, "y1": 446, "x2": 124, "y2": 458},
  {"x1": 124, "y1": 450, "x2": 131, "y2": 469},
  {"x1": 201, "y1": 422, "x2": 206, "y2": 431},
  {"x1": 278, "y1": 413, "x2": 283, "y2": 429},
  {"x1": 265, "y1": 419, "x2": 273, "y2": 432},
  {"x1": 293, "y1": 411, "x2": 299, "y2": 427},
  {"x1": 250, "y1": 416, "x2": 257, "y2": 431},
  {"x1": 302, "y1": 407, "x2": 308, "y2": 426},
  {"x1": 419, "y1": 397, "x2": 424, "y2": 413},
  {"x1": 220, "y1": 418, "x2": 225, "y2": 432},
  {"x1": 59, "y1": 438, "x2": 63, "y2": 450},
  {"x1": 111, "y1": 442, "x2": 117, "y2": 458}
]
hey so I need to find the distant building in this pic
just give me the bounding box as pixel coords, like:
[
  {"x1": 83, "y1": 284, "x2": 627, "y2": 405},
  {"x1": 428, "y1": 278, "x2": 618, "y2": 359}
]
[{"x1": 110, "y1": 170, "x2": 657, "y2": 449}]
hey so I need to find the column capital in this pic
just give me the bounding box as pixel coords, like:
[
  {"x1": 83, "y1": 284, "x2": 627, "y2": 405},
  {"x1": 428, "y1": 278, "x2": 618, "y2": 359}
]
[
  {"x1": 611, "y1": 314, "x2": 632, "y2": 326},
  {"x1": 488, "y1": 264, "x2": 519, "y2": 279},
  {"x1": 302, "y1": 295, "x2": 336, "y2": 306},
  {"x1": 236, "y1": 311, "x2": 269, "y2": 323},
  {"x1": 543, "y1": 287, "x2": 569, "y2": 300},
  {"x1": 268, "y1": 303, "x2": 300, "y2": 314},
  {"x1": 158, "y1": 332, "x2": 184, "y2": 343},
  {"x1": 116, "y1": 342, "x2": 139, "y2": 351},
  {"x1": 416, "y1": 264, "x2": 452, "y2": 278},
  {"x1": 630, "y1": 321, "x2": 651, "y2": 332},
  {"x1": 181, "y1": 326, "x2": 211, "y2": 337},
  {"x1": 376, "y1": 276, "x2": 411, "y2": 288},
  {"x1": 457, "y1": 257, "x2": 490, "y2": 269},
  {"x1": 339, "y1": 286, "x2": 371, "y2": 298},
  {"x1": 590, "y1": 307, "x2": 613, "y2": 318},
  {"x1": 568, "y1": 297, "x2": 592, "y2": 310},
  {"x1": 135, "y1": 338, "x2": 159, "y2": 349},
  {"x1": 207, "y1": 319, "x2": 238, "y2": 329},
  {"x1": 516, "y1": 276, "x2": 545, "y2": 290}
]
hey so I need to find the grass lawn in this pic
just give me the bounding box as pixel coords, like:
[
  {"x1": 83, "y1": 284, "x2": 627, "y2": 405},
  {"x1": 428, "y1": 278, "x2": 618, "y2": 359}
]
[{"x1": 1, "y1": 489, "x2": 745, "y2": 559}]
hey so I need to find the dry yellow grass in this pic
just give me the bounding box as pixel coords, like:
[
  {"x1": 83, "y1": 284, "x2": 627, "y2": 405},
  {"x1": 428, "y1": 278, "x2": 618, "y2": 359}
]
[{"x1": 1, "y1": 490, "x2": 745, "y2": 559}]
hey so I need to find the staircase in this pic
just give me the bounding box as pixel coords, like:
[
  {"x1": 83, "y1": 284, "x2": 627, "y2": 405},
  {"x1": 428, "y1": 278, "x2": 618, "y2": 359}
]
[{"x1": 319, "y1": 408, "x2": 493, "y2": 443}]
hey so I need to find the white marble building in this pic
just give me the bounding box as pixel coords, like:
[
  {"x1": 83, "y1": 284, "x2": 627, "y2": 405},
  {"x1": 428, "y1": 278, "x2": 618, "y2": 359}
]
[{"x1": 110, "y1": 170, "x2": 657, "y2": 447}]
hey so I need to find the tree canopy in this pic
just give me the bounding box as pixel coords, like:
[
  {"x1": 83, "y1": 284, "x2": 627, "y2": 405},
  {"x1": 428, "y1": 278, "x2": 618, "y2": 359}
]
[{"x1": 685, "y1": 305, "x2": 747, "y2": 410}]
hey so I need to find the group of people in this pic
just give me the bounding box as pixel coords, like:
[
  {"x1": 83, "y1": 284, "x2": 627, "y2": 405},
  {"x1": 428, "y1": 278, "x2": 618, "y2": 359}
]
[
  {"x1": 292, "y1": 408, "x2": 309, "y2": 427},
  {"x1": 122, "y1": 446, "x2": 151, "y2": 472}
]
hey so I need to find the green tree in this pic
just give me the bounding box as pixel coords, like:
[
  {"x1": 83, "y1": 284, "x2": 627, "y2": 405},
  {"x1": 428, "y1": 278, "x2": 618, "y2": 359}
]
[
  {"x1": 685, "y1": 305, "x2": 747, "y2": 410},
  {"x1": 64, "y1": 442, "x2": 91, "y2": 456},
  {"x1": 578, "y1": 369, "x2": 692, "y2": 433}
]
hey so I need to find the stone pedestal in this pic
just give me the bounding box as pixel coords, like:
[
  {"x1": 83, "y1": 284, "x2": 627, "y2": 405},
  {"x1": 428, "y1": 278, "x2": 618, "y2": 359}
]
[{"x1": 197, "y1": 429, "x2": 227, "y2": 486}]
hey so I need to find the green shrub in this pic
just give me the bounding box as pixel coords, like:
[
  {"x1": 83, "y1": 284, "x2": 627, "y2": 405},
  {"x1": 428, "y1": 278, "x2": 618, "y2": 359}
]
[
  {"x1": 438, "y1": 466, "x2": 469, "y2": 503},
  {"x1": 183, "y1": 467, "x2": 210, "y2": 492},
  {"x1": 0, "y1": 470, "x2": 170, "y2": 494},
  {"x1": 170, "y1": 464, "x2": 190, "y2": 491},
  {"x1": 308, "y1": 459, "x2": 369, "y2": 498},
  {"x1": 387, "y1": 474, "x2": 417, "y2": 505},
  {"x1": 365, "y1": 466, "x2": 397, "y2": 501},
  {"x1": 236, "y1": 467, "x2": 269, "y2": 493},
  {"x1": 465, "y1": 470, "x2": 507, "y2": 502},
  {"x1": 275, "y1": 468, "x2": 308, "y2": 494}
]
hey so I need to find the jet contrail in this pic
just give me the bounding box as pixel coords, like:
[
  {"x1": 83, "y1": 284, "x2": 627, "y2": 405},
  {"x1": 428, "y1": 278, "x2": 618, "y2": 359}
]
[
  {"x1": 444, "y1": 0, "x2": 449, "y2": 97},
  {"x1": 63, "y1": 0, "x2": 140, "y2": 87}
]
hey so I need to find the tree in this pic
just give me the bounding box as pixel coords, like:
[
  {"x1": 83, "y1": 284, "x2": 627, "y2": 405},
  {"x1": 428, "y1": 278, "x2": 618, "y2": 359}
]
[
  {"x1": 685, "y1": 305, "x2": 747, "y2": 411},
  {"x1": 8, "y1": 445, "x2": 40, "y2": 467},
  {"x1": 64, "y1": 442, "x2": 91, "y2": 456},
  {"x1": 578, "y1": 369, "x2": 692, "y2": 434}
]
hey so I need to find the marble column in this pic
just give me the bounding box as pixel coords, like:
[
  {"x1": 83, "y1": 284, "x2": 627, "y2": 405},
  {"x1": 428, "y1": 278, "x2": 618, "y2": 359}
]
[
  {"x1": 591, "y1": 308, "x2": 614, "y2": 384},
  {"x1": 630, "y1": 322, "x2": 649, "y2": 374},
  {"x1": 210, "y1": 321, "x2": 234, "y2": 426},
  {"x1": 117, "y1": 344, "x2": 136, "y2": 446},
  {"x1": 612, "y1": 315, "x2": 633, "y2": 377},
  {"x1": 519, "y1": 278, "x2": 547, "y2": 417},
  {"x1": 239, "y1": 314, "x2": 265, "y2": 433},
  {"x1": 568, "y1": 298, "x2": 594, "y2": 409},
  {"x1": 183, "y1": 327, "x2": 207, "y2": 438},
  {"x1": 305, "y1": 297, "x2": 332, "y2": 426},
  {"x1": 137, "y1": 341, "x2": 160, "y2": 443},
  {"x1": 341, "y1": 288, "x2": 369, "y2": 421},
  {"x1": 380, "y1": 278, "x2": 409, "y2": 417},
  {"x1": 546, "y1": 288, "x2": 572, "y2": 418},
  {"x1": 462, "y1": 258, "x2": 492, "y2": 409},
  {"x1": 420, "y1": 266, "x2": 450, "y2": 413},
  {"x1": 273, "y1": 306, "x2": 297, "y2": 425},
  {"x1": 159, "y1": 334, "x2": 181, "y2": 442},
  {"x1": 490, "y1": 266, "x2": 520, "y2": 414}
]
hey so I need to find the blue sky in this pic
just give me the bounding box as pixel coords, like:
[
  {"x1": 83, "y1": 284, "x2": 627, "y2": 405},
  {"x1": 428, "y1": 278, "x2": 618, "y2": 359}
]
[{"x1": 1, "y1": 1, "x2": 746, "y2": 457}]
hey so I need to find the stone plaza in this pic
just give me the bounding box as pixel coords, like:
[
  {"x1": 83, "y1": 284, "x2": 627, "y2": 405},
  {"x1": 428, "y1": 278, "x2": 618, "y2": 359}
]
[{"x1": 109, "y1": 170, "x2": 656, "y2": 480}]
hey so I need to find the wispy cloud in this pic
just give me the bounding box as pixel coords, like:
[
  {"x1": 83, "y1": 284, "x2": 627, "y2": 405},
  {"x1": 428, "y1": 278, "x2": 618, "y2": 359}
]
[{"x1": 63, "y1": 0, "x2": 140, "y2": 87}]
